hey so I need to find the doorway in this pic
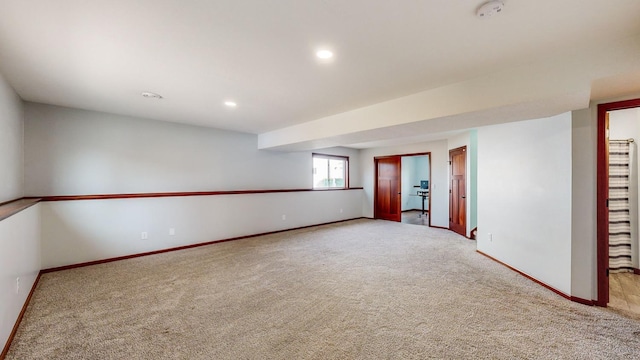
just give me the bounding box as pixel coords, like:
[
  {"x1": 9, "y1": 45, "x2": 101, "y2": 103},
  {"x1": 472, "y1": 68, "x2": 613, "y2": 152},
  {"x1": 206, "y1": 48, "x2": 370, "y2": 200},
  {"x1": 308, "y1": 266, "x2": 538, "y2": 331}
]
[
  {"x1": 401, "y1": 155, "x2": 431, "y2": 226},
  {"x1": 597, "y1": 98, "x2": 640, "y2": 309},
  {"x1": 449, "y1": 146, "x2": 467, "y2": 236},
  {"x1": 374, "y1": 153, "x2": 431, "y2": 226}
]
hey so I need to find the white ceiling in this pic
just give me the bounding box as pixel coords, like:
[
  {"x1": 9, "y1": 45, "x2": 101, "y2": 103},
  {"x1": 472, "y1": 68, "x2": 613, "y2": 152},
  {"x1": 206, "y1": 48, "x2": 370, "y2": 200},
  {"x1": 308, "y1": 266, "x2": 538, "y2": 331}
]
[{"x1": 1, "y1": 0, "x2": 640, "y2": 148}]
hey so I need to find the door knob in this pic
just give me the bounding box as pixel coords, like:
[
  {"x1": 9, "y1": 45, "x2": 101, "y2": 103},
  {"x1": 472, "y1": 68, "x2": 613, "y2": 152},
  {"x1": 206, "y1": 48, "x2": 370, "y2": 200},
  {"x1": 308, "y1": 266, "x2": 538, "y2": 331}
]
[{"x1": 461, "y1": 196, "x2": 466, "y2": 199}]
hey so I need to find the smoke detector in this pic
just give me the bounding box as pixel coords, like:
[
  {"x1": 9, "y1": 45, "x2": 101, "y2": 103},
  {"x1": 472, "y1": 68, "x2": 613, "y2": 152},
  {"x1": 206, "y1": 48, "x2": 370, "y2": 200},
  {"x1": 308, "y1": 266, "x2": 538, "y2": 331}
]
[{"x1": 477, "y1": 1, "x2": 504, "y2": 18}]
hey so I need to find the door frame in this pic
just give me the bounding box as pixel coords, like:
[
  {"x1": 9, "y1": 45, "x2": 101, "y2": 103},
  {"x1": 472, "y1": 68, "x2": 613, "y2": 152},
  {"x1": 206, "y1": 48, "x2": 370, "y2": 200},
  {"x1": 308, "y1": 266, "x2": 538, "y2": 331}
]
[
  {"x1": 374, "y1": 155, "x2": 402, "y2": 222},
  {"x1": 374, "y1": 152, "x2": 431, "y2": 226},
  {"x1": 449, "y1": 146, "x2": 467, "y2": 237},
  {"x1": 596, "y1": 98, "x2": 640, "y2": 307}
]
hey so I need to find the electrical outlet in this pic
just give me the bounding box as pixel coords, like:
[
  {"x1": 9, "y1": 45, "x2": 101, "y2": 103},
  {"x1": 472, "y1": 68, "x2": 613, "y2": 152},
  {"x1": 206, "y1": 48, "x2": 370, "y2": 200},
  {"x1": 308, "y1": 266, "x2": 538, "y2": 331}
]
[
  {"x1": 282, "y1": 215, "x2": 286, "y2": 220},
  {"x1": 340, "y1": 208, "x2": 343, "y2": 213},
  {"x1": 169, "y1": 228, "x2": 175, "y2": 236},
  {"x1": 488, "y1": 233, "x2": 493, "y2": 242},
  {"x1": 16, "y1": 277, "x2": 20, "y2": 294},
  {"x1": 141, "y1": 232, "x2": 148, "y2": 240}
]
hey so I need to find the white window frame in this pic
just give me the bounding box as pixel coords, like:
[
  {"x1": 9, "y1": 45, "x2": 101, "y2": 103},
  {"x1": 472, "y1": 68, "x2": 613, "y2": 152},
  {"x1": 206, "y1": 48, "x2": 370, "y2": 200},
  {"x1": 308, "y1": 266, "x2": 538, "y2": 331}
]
[{"x1": 312, "y1": 153, "x2": 349, "y2": 190}]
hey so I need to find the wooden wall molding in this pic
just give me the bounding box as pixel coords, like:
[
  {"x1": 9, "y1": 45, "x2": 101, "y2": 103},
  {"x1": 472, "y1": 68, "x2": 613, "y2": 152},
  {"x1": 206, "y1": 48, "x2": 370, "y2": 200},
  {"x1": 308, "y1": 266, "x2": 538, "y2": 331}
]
[
  {"x1": 0, "y1": 198, "x2": 22, "y2": 207},
  {"x1": 2, "y1": 188, "x2": 365, "y2": 221},
  {"x1": 26, "y1": 187, "x2": 364, "y2": 202},
  {"x1": 0, "y1": 198, "x2": 41, "y2": 222},
  {"x1": 476, "y1": 250, "x2": 594, "y2": 306}
]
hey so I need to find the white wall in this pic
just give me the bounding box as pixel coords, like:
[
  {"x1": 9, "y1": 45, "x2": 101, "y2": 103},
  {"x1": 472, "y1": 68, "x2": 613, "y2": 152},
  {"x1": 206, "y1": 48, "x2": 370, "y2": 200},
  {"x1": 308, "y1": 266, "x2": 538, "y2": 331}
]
[
  {"x1": 0, "y1": 205, "x2": 40, "y2": 351},
  {"x1": 448, "y1": 132, "x2": 472, "y2": 237},
  {"x1": 571, "y1": 108, "x2": 597, "y2": 300},
  {"x1": 41, "y1": 190, "x2": 362, "y2": 269},
  {"x1": 22, "y1": 102, "x2": 364, "y2": 268},
  {"x1": 477, "y1": 113, "x2": 573, "y2": 295},
  {"x1": 24, "y1": 102, "x2": 361, "y2": 196},
  {"x1": 0, "y1": 73, "x2": 24, "y2": 203},
  {"x1": 608, "y1": 108, "x2": 640, "y2": 269},
  {"x1": 470, "y1": 130, "x2": 478, "y2": 232},
  {"x1": 0, "y1": 70, "x2": 31, "y2": 353},
  {"x1": 360, "y1": 141, "x2": 448, "y2": 228}
]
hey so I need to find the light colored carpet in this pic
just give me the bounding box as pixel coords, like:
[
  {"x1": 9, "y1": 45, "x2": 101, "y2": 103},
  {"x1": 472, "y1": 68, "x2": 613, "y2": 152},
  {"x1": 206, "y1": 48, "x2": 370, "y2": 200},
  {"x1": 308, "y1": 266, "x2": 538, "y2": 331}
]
[{"x1": 6, "y1": 219, "x2": 640, "y2": 359}]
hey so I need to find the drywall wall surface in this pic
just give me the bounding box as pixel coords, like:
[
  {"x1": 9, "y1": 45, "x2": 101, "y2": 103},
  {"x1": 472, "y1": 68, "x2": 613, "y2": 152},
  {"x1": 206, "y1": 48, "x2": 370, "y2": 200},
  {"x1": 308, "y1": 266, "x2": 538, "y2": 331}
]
[
  {"x1": 477, "y1": 113, "x2": 573, "y2": 295},
  {"x1": 401, "y1": 157, "x2": 413, "y2": 211},
  {"x1": 360, "y1": 141, "x2": 448, "y2": 228},
  {"x1": 40, "y1": 190, "x2": 363, "y2": 269},
  {"x1": 24, "y1": 103, "x2": 360, "y2": 196},
  {"x1": 0, "y1": 204, "x2": 40, "y2": 351},
  {"x1": 570, "y1": 108, "x2": 597, "y2": 300},
  {"x1": 470, "y1": 129, "x2": 478, "y2": 232},
  {"x1": 608, "y1": 107, "x2": 640, "y2": 269},
  {"x1": 0, "y1": 73, "x2": 23, "y2": 203}
]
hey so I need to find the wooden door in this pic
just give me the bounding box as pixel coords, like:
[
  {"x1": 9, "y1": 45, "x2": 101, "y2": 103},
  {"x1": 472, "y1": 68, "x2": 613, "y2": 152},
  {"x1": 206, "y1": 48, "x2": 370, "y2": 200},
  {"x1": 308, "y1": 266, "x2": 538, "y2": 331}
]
[
  {"x1": 449, "y1": 146, "x2": 466, "y2": 236},
  {"x1": 375, "y1": 156, "x2": 401, "y2": 222}
]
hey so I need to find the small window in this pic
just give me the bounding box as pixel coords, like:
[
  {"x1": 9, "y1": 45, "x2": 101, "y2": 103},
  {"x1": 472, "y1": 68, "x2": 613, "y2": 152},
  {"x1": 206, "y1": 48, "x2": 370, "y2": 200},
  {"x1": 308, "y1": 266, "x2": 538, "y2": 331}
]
[{"x1": 312, "y1": 153, "x2": 348, "y2": 189}]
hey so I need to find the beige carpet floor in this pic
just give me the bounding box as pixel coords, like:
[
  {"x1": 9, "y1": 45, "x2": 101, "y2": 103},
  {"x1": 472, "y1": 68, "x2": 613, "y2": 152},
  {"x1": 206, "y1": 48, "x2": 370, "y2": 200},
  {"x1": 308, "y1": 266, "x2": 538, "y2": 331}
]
[{"x1": 6, "y1": 219, "x2": 640, "y2": 359}]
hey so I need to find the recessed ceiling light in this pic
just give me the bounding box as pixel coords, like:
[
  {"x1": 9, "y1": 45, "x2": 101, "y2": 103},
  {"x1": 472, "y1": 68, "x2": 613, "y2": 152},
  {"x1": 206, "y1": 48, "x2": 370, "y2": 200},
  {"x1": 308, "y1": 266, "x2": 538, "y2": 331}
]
[
  {"x1": 141, "y1": 91, "x2": 163, "y2": 99},
  {"x1": 224, "y1": 101, "x2": 237, "y2": 108},
  {"x1": 316, "y1": 50, "x2": 334, "y2": 59}
]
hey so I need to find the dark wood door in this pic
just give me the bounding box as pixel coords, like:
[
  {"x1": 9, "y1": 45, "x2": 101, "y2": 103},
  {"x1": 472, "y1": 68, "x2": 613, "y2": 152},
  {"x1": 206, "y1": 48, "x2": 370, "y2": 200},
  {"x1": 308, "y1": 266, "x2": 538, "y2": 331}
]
[
  {"x1": 375, "y1": 156, "x2": 401, "y2": 222},
  {"x1": 449, "y1": 146, "x2": 466, "y2": 236}
]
